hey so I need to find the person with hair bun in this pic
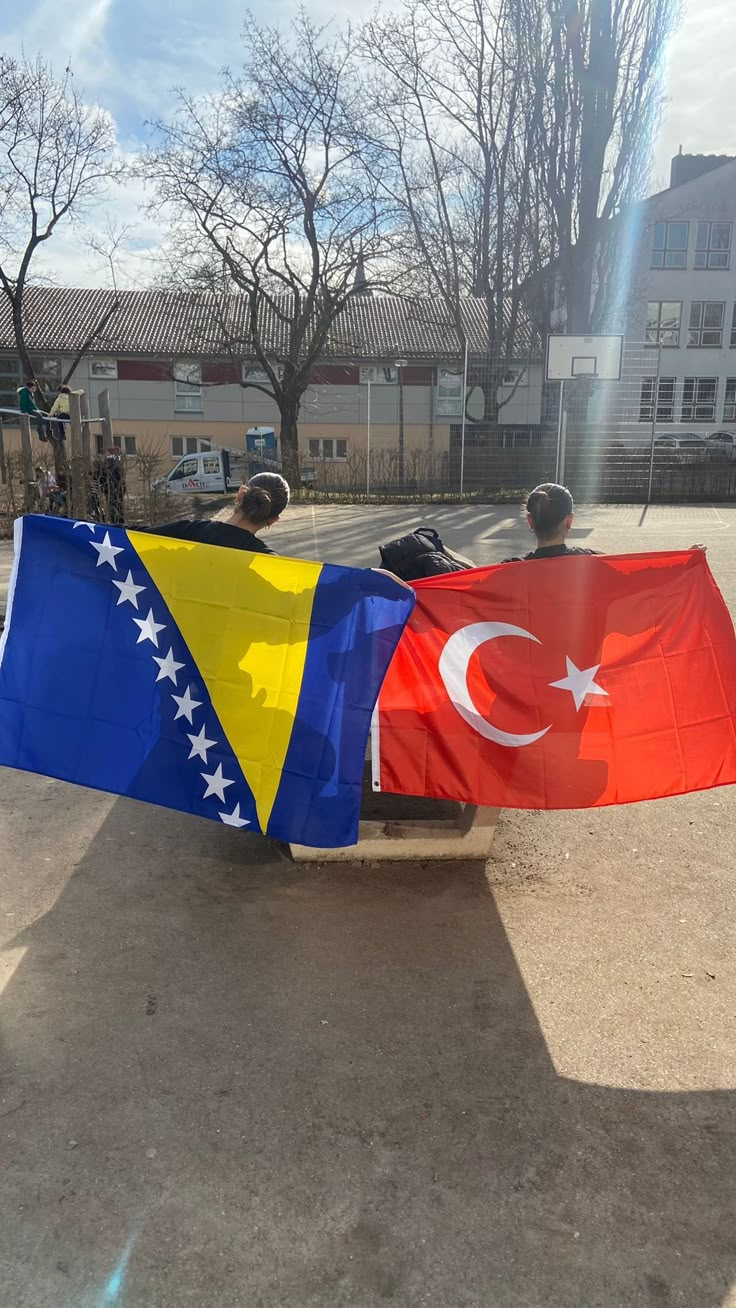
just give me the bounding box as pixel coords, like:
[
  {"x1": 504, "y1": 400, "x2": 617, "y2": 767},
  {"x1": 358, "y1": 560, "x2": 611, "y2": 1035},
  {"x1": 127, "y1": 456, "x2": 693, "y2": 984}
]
[
  {"x1": 151, "y1": 472, "x2": 291, "y2": 554},
  {"x1": 504, "y1": 483, "x2": 599, "y2": 562}
]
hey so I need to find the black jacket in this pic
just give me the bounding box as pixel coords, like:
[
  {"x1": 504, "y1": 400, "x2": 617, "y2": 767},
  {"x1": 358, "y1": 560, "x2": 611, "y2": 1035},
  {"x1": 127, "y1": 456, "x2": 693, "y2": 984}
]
[{"x1": 148, "y1": 519, "x2": 275, "y2": 554}]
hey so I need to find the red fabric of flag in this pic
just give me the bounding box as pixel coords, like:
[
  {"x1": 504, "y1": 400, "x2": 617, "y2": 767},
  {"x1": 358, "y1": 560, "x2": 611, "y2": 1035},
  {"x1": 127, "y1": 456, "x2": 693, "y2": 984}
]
[{"x1": 375, "y1": 551, "x2": 736, "y2": 809}]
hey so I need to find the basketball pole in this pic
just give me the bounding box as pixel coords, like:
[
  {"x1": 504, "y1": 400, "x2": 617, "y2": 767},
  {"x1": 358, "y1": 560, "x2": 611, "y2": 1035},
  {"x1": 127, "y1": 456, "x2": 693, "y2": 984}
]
[{"x1": 555, "y1": 379, "x2": 566, "y2": 483}]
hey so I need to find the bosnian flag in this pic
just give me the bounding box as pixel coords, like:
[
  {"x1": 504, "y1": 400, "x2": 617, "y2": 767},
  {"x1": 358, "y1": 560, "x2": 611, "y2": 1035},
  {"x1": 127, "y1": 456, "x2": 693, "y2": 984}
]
[
  {"x1": 373, "y1": 551, "x2": 736, "y2": 809},
  {"x1": 0, "y1": 515, "x2": 414, "y2": 847}
]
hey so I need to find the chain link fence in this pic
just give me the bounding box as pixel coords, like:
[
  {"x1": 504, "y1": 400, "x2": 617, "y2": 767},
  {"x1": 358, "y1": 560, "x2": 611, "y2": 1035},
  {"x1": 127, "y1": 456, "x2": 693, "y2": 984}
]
[{"x1": 301, "y1": 343, "x2": 736, "y2": 503}]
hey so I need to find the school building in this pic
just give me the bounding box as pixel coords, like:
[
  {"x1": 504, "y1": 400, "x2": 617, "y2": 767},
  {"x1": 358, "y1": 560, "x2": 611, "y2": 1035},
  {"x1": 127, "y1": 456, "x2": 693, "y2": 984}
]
[{"x1": 0, "y1": 287, "x2": 543, "y2": 473}]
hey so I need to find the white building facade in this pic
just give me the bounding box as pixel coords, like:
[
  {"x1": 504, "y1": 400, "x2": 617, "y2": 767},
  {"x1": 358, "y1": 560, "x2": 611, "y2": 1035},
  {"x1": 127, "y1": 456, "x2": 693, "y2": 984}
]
[{"x1": 588, "y1": 154, "x2": 736, "y2": 445}]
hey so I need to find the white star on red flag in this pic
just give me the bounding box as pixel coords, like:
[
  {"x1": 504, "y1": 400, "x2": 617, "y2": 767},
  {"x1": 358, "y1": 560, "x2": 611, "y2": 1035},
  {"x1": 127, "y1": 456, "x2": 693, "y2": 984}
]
[{"x1": 550, "y1": 658, "x2": 607, "y2": 712}]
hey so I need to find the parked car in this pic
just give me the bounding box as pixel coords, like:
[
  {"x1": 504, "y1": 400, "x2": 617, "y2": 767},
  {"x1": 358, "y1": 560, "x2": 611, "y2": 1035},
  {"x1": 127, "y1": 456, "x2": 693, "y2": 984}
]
[
  {"x1": 653, "y1": 434, "x2": 706, "y2": 460},
  {"x1": 705, "y1": 430, "x2": 736, "y2": 458}
]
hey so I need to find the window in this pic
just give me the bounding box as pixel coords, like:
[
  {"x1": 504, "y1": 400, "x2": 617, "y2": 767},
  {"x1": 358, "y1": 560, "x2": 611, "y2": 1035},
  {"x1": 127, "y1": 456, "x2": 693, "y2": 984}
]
[
  {"x1": 681, "y1": 377, "x2": 718, "y2": 422},
  {"x1": 112, "y1": 434, "x2": 137, "y2": 455},
  {"x1": 639, "y1": 376, "x2": 676, "y2": 423},
  {"x1": 436, "y1": 370, "x2": 464, "y2": 416},
  {"x1": 724, "y1": 379, "x2": 736, "y2": 422},
  {"x1": 307, "y1": 438, "x2": 348, "y2": 461},
  {"x1": 169, "y1": 457, "x2": 199, "y2": 481},
  {"x1": 695, "y1": 222, "x2": 731, "y2": 269},
  {"x1": 688, "y1": 301, "x2": 725, "y2": 347},
  {"x1": 651, "y1": 221, "x2": 689, "y2": 269},
  {"x1": 91, "y1": 359, "x2": 118, "y2": 379},
  {"x1": 0, "y1": 355, "x2": 20, "y2": 414},
  {"x1": 202, "y1": 455, "x2": 220, "y2": 475},
  {"x1": 645, "y1": 301, "x2": 681, "y2": 347},
  {"x1": 359, "y1": 366, "x2": 398, "y2": 385},
  {"x1": 174, "y1": 361, "x2": 202, "y2": 412},
  {"x1": 171, "y1": 436, "x2": 212, "y2": 457},
  {"x1": 730, "y1": 305, "x2": 736, "y2": 348}
]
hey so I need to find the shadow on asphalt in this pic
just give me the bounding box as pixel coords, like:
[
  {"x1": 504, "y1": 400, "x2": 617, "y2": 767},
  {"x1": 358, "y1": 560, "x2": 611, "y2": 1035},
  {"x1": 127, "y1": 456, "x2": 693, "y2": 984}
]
[{"x1": 2, "y1": 796, "x2": 735, "y2": 1307}]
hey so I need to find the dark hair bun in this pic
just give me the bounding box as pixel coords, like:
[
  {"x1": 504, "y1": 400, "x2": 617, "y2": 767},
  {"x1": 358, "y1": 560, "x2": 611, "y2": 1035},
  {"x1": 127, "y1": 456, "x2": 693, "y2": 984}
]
[
  {"x1": 526, "y1": 483, "x2": 574, "y2": 535},
  {"x1": 239, "y1": 484, "x2": 273, "y2": 524},
  {"x1": 238, "y1": 472, "x2": 290, "y2": 525}
]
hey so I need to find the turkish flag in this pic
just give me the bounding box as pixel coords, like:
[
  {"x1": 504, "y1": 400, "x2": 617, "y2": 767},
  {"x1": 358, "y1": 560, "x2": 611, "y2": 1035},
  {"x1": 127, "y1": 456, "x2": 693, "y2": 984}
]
[{"x1": 374, "y1": 551, "x2": 736, "y2": 809}]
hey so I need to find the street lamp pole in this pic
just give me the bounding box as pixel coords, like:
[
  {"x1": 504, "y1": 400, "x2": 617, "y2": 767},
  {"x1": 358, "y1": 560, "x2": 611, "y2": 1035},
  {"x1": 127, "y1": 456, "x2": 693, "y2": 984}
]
[
  {"x1": 366, "y1": 377, "x2": 371, "y2": 499},
  {"x1": 395, "y1": 354, "x2": 407, "y2": 486}
]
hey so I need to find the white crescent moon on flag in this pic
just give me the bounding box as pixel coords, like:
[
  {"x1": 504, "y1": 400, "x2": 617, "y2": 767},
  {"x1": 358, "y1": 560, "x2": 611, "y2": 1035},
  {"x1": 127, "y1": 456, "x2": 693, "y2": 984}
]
[{"x1": 438, "y1": 621, "x2": 551, "y2": 748}]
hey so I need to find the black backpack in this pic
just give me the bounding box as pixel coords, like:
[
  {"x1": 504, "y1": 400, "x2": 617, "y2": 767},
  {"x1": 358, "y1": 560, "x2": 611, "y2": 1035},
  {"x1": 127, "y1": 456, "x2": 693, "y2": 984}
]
[{"x1": 378, "y1": 526, "x2": 473, "y2": 582}]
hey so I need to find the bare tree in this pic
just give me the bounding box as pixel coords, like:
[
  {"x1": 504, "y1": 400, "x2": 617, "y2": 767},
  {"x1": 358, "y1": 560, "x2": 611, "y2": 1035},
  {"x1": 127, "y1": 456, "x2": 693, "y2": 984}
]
[
  {"x1": 61, "y1": 222, "x2": 132, "y2": 385},
  {"x1": 0, "y1": 56, "x2": 123, "y2": 468},
  {"x1": 0, "y1": 56, "x2": 27, "y2": 132},
  {"x1": 363, "y1": 0, "x2": 551, "y2": 424},
  {"x1": 0, "y1": 57, "x2": 122, "y2": 379},
  {"x1": 541, "y1": 0, "x2": 680, "y2": 333},
  {"x1": 144, "y1": 13, "x2": 390, "y2": 484},
  {"x1": 365, "y1": 0, "x2": 676, "y2": 353}
]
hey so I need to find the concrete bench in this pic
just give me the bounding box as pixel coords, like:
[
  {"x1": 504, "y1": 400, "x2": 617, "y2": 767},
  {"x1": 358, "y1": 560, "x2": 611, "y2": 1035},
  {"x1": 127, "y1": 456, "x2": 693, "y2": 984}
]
[{"x1": 290, "y1": 767, "x2": 498, "y2": 863}]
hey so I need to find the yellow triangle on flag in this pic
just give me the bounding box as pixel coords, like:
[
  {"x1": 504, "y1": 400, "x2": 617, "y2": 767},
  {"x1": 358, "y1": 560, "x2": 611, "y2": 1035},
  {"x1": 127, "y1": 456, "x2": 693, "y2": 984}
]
[{"x1": 130, "y1": 531, "x2": 322, "y2": 832}]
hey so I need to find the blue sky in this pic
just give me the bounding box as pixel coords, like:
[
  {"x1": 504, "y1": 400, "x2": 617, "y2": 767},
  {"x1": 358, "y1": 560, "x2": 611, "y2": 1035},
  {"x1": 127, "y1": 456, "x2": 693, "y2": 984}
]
[
  {"x1": 1, "y1": 0, "x2": 735, "y2": 285},
  {"x1": 4, "y1": 0, "x2": 267, "y2": 140}
]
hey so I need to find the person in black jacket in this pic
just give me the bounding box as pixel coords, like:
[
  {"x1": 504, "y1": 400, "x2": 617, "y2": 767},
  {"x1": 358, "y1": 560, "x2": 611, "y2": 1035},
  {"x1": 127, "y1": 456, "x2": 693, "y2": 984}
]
[
  {"x1": 505, "y1": 483, "x2": 598, "y2": 562},
  {"x1": 152, "y1": 472, "x2": 290, "y2": 554}
]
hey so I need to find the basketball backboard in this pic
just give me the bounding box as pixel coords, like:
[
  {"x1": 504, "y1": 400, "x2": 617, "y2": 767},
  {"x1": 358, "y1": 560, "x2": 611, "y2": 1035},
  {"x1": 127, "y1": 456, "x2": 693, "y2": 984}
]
[{"x1": 546, "y1": 334, "x2": 623, "y2": 381}]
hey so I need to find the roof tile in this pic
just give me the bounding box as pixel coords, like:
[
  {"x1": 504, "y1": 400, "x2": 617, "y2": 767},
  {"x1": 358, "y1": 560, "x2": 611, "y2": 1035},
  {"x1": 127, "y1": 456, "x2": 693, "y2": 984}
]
[{"x1": 0, "y1": 286, "x2": 540, "y2": 362}]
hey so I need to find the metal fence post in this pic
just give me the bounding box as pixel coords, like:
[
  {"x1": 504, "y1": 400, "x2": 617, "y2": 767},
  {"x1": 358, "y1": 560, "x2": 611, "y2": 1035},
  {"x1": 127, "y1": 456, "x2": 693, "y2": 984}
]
[
  {"x1": 69, "y1": 391, "x2": 89, "y2": 520},
  {"x1": 397, "y1": 361, "x2": 405, "y2": 486},
  {"x1": 459, "y1": 339, "x2": 468, "y2": 498},
  {"x1": 646, "y1": 344, "x2": 662, "y2": 506}
]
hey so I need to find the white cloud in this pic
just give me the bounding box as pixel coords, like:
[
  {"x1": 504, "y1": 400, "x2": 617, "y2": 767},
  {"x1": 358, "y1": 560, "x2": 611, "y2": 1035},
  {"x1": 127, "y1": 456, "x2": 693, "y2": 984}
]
[
  {"x1": 653, "y1": 1, "x2": 736, "y2": 181},
  {"x1": 6, "y1": 0, "x2": 114, "y2": 82},
  {"x1": 5, "y1": 0, "x2": 736, "y2": 285},
  {"x1": 29, "y1": 167, "x2": 164, "y2": 290}
]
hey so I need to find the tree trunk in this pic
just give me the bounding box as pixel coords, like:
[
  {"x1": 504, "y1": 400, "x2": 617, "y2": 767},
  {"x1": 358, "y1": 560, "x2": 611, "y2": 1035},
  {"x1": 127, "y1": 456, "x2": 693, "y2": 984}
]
[
  {"x1": 11, "y1": 292, "x2": 40, "y2": 401},
  {"x1": 47, "y1": 437, "x2": 67, "y2": 482},
  {"x1": 279, "y1": 396, "x2": 301, "y2": 488}
]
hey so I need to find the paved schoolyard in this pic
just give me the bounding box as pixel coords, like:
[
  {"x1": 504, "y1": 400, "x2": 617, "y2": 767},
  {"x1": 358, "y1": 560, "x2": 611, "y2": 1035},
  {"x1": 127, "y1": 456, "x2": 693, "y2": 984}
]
[
  {"x1": 267, "y1": 498, "x2": 736, "y2": 571},
  {"x1": 1, "y1": 502, "x2": 736, "y2": 1307}
]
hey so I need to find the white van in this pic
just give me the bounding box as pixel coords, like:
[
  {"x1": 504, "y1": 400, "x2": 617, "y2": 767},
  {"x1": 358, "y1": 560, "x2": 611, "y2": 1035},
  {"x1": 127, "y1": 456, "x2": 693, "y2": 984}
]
[{"x1": 157, "y1": 448, "x2": 250, "y2": 495}]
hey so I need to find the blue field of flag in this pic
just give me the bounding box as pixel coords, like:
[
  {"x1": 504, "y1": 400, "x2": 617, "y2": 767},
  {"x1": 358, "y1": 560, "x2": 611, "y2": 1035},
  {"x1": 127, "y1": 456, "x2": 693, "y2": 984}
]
[{"x1": 0, "y1": 516, "x2": 414, "y2": 847}]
